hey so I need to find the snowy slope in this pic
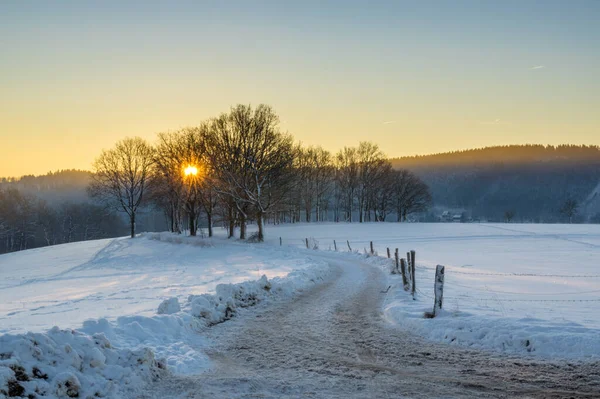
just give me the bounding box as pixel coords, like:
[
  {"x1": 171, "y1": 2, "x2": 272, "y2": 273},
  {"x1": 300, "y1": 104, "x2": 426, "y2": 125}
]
[
  {"x1": 0, "y1": 232, "x2": 331, "y2": 397},
  {"x1": 2, "y1": 222, "x2": 599, "y2": 398},
  {"x1": 263, "y1": 222, "x2": 600, "y2": 359},
  {"x1": 0, "y1": 233, "x2": 323, "y2": 335}
]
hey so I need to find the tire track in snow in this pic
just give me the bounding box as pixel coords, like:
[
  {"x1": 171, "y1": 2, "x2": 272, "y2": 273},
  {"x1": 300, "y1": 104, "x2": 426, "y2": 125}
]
[{"x1": 143, "y1": 253, "x2": 600, "y2": 398}]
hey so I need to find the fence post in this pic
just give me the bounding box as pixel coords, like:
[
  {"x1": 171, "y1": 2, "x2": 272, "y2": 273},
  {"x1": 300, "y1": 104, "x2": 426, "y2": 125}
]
[
  {"x1": 394, "y1": 249, "x2": 399, "y2": 274},
  {"x1": 411, "y1": 250, "x2": 416, "y2": 299},
  {"x1": 333, "y1": 240, "x2": 337, "y2": 251},
  {"x1": 305, "y1": 238, "x2": 309, "y2": 249},
  {"x1": 387, "y1": 248, "x2": 391, "y2": 259},
  {"x1": 433, "y1": 265, "x2": 445, "y2": 316},
  {"x1": 347, "y1": 240, "x2": 352, "y2": 252},
  {"x1": 406, "y1": 252, "x2": 412, "y2": 281},
  {"x1": 370, "y1": 241, "x2": 374, "y2": 255},
  {"x1": 400, "y1": 258, "x2": 410, "y2": 291},
  {"x1": 280, "y1": 237, "x2": 282, "y2": 246}
]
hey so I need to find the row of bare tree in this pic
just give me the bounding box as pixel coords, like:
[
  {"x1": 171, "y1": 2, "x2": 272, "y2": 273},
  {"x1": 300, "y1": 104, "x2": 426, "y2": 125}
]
[
  {"x1": 89, "y1": 104, "x2": 431, "y2": 241},
  {"x1": 0, "y1": 187, "x2": 126, "y2": 253}
]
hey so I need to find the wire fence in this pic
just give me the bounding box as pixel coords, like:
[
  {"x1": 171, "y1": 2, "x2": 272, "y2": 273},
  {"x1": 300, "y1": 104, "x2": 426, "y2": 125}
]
[
  {"x1": 294, "y1": 237, "x2": 600, "y2": 305},
  {"x1": 414, "y1": 265, "x2": 600, "y2": 278}
]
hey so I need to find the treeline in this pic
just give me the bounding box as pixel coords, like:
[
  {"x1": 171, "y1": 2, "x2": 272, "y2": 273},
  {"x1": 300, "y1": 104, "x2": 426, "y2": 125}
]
[
  {"x1": 391, "y1": 144, "x2": 600, "y2": 168},
  {"x1": 0, "y1": 170, "x2": 92, "y2": 205},
  {"x1": 0, "y1": 188, "x2": 127, "y2": 254},
  {"x1": 89, "y1": 104, "x2": 432, "y2": 242},
  {"x1": 391, "y1": 145, "x2": 600, "y2": 222}
]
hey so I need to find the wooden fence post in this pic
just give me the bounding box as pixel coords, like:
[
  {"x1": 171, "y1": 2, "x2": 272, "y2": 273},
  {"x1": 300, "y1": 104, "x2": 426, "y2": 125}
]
[
  {"x1": 333, "y1": 240, "x2": 337, "y2": 251},
  {"x1": 370, "y1": 241, "x2": 374, "y2": 255},
  {"x1": 305, "y1": 238, "x2": 309, "y2": 249},
  {"x1": 280, "y1": 237, "x2": 282, "y2": 246},
  {"x1": 347, "y1": 240, "x2": 352, "y2": 252},
  {"x1": 387, "y1": 248, "x2": 391, "y2": 259},
  {"x1": 400, "y1": 258, "x2": 410, "y2": 291},
  {"x1": 411, "y1": 250, "x2": 416, "y2": 299},
  {"x1": 406, "y1": 252, "x2": 412, "y2": 281},
  {"x1": 394, "y1": 249, "x2": 399, "y2": 274},
  {"x1": 433, "y1": 265, "x2": 445, "y2": 316}
]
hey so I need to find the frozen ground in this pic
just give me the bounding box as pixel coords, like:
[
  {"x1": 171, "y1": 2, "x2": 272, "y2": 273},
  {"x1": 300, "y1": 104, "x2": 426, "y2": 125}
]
[
  {"x1": 261, "y1": 223, "x2": 600, "y2": 359},
  {"x1": 0, "y1": 232, "x2": 323, "y2": 335},
  {"x1": 144, "y1": 252, "x2": 600, "y2": 399},
  {"x1": 0, "y1": 232, "x2": 330, "y2": 397},
  {"x1": 1, "y1": 223, "x2": 599, "y2": 397}
]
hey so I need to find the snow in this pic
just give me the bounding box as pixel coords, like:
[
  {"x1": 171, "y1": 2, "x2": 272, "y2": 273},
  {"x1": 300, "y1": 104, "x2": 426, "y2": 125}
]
[
  {"x1": 0, "y1": 232, "x2": 330, "y2": 397},
  {"x1": 157, "y1": 298, "x2": 181, "y2": 315},
  {"x1": 2, "y1": 222, "x2": 600, "y2": 397},
  {"x1": 0, "y1": 327, "x2": 167, "y2": 398},
  {"x1": 262, "y1": 222, "x2": 600, "y2": 359},
  {"x1": 0, "y1": 232, "x2": 324, "y2": 335}
]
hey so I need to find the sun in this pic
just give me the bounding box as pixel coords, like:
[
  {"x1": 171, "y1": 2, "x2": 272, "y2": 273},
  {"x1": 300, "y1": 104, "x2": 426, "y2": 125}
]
[{"x1": 184, "y1": 165, "x2": 198, "y2": 176}]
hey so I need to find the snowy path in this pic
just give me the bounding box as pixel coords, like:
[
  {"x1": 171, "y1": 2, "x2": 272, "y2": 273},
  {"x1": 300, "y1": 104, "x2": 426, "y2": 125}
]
[{"x1": 144, "y1": 253, "x2": 600, "y2": 398}]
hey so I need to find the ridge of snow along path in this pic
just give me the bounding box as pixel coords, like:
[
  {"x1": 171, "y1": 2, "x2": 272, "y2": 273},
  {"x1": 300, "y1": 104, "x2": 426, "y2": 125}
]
[
  {"x1": 0, "y1": 233, "x2": 331, "y2": 398},
  {"x1": 143, "y1": 251, "x2": 600, "y2": 398}
]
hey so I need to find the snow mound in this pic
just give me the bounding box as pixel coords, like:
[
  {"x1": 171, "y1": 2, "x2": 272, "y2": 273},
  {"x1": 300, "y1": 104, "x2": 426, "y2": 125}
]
[
  {"x1": 0, "y1": 327, "x2": 167, "y2": 398},
  {"x1": 141, "y1": 232, "x2": 214, "y2": 247},
  {"x1": 157, "y1": 297, "x2": 181, "y2": 315}
]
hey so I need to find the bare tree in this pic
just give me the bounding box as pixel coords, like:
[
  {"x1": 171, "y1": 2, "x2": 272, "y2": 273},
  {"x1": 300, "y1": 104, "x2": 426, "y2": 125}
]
[
  {"x1": 357, "y1": 142, "x2": 386, "y2": 223},
  {"x1": 392, "y1": 169, "x2": 432, "y2": 222},
  {"x1": 206, "y1": 104, "x2": 296, "y2": 241},
  {"x1": 89, "y1": 137, "x2": 155, "y2": 238},
  {"x1": 312, "y1": 147, "x2": 334, "y2": 222},
  {"x1": 296, "y1": 147, "x2": 316, "y2": 222},
  {"x1": 335, "y1": 147, "x2": 359, "y2": 222},
  {"x1": 504, "y1": 210, "x2": 515, "y2": 223},
  {"x1": 370, "y1": 162, "x2": 395, "y2": 221},
  {"x1": 560, "y1": 198, "x2": 578, "y2": 223},
  {"x1": 153, "y1": 131, "x2": 185, "y2": 233},
  {"x1": 296, "y1": 146, "x2": 333, "y2": 222}
]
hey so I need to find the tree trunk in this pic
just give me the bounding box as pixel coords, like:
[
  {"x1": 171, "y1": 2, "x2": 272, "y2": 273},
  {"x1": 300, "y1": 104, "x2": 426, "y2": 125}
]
[
  {"x1": 130, "y1": 212, "x2": 136, "y2": 238},
  {"x1": 239, "y1": 214, "x2": 246, "y2": 239},
  {"x1": 207, "y1": 212, "x2": 213, "y2": 237},
  {"x1": 228, "y1": 206, "x2": 235, "y2": 238},
  {"x1": 189, "y1": 211, "x2": 196, "y2": 236},
  {"x1": 257, "y1": 211, "x2": 265, "y2": 242}
]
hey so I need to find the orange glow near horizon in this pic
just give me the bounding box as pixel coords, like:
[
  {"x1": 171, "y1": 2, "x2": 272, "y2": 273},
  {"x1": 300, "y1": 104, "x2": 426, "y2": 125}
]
[{"x1": 1, "y1": 2, "x2": 598, "y2": 178}]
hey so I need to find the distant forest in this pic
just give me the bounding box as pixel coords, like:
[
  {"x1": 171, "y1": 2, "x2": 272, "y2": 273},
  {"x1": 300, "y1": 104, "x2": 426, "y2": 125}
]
[
  {"x1": 2, "y1": 144, "x2": 600, "y2": 254},
  {"x1": 391, "y1": 144, "x2": 600, "y2": 223},
  {"x1": 0, "y1": 170, "x2": 165, "y2": 253}
]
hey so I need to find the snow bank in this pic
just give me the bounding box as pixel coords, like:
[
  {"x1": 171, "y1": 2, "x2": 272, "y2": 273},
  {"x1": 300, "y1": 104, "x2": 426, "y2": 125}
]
[
  {"x1": 356, "y1": 253, "x2": 600, "y2": 360},
  {"x1": 0, "y1": 327, "x2": 166, "y2": 398},
  {"x1": 383, "y1": 288, "x2": 600, "y2": 359},
  {"x1": 0, "y1": 232, "x2": 332, "y2": 396},
  {"x1": 269, "y1": 223, "x2": 600, "y2": 360},
  {"x1": 0, "y1": 266, "x2": 331, "y2": 397},
  {"x1": 157, "y1": 298, "x2": 181, "y2": 315},
  {"x1": 141, "y1": 231, "x2": 214, "y2": 247}
]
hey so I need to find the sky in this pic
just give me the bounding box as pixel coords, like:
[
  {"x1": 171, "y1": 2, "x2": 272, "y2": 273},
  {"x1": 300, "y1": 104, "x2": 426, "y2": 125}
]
[{"x1": 1, "y1": 0, "x2": 599, "y2": 177}]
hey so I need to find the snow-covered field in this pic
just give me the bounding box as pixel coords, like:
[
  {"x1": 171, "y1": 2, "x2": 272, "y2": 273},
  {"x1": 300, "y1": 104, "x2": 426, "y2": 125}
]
[
  {"x1": 0, "y1": 232, "x2": 330, "y2": 397},
  {"x1": 0, "y1": 233, "x2": 325, "y2": 335},
  {"x1": 263, "y1": 223, "x2": 600, "y2": 359},
  {"x1": 2, "y1": 222, "x2": 599, "y2": 397}
]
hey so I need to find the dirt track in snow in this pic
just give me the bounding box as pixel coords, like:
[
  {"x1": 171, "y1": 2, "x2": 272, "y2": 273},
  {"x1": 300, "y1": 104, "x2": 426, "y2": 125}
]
[{"x1": 144, "y1": 253, "x2": 600, "y2": 398}]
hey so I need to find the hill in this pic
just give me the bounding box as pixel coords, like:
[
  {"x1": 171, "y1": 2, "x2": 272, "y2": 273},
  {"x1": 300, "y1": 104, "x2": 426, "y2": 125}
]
[{"x1": 390, "y1": 145, "x2": 600, "y2": 222}]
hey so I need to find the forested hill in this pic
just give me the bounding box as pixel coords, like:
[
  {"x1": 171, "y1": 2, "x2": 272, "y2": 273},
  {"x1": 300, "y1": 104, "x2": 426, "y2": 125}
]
[
  {"x1": 390, "y1": 145, "x2": 600, "y2": 222},
  {"x1": 0, "y1": 169, "x2": 92, "y2": 205}
]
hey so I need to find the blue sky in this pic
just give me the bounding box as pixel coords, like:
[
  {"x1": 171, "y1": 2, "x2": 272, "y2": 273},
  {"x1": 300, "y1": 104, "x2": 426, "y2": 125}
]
[{"x1": 1, "y1": 1, "x2": 599, "y2": 176}]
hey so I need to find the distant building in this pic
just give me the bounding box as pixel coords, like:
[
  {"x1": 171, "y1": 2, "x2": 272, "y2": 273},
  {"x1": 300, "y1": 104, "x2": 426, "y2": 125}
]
[{"x1": 440, "y1": 211, "x2": 453, "y2": 222}]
